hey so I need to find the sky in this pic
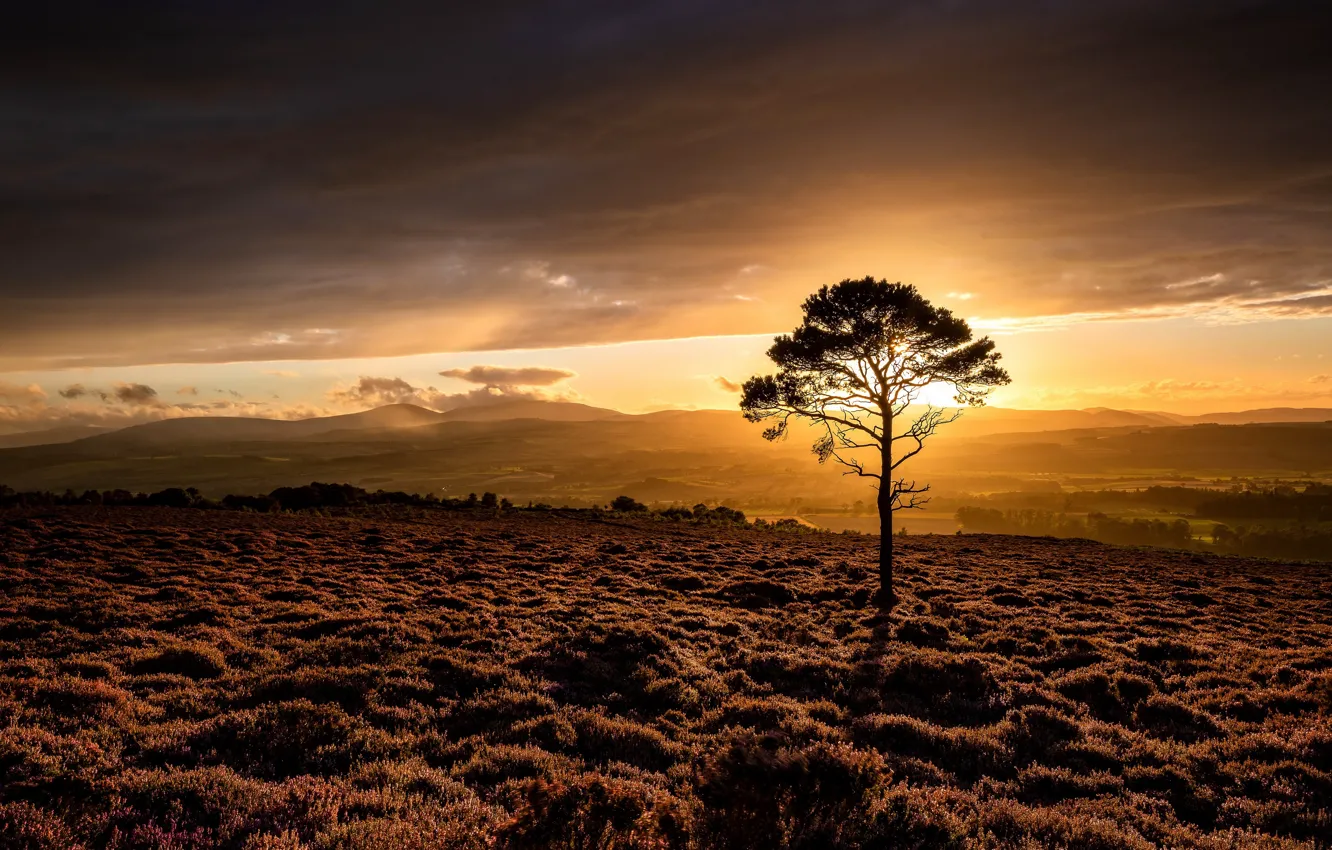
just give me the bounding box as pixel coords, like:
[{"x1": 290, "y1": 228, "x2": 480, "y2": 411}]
[{"x1": 2, "y1": 1, "x2": 1331, "y2": 432}]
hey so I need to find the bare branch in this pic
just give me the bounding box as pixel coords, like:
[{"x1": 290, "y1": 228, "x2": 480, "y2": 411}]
[
  {"x1": 887, "y1": 405, "x2": 963, "y2": 471},
  {"x1": 886, "y1": 478, "x2": 931, "y2": 510}
]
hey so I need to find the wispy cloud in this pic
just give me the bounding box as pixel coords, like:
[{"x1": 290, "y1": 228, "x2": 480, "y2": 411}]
[
  {"x1": 439, "y1": 366, "x2": 575, "y2": 387},
  {"x1": 972, "y1": 286, "x2": 1332, "y2": 334},
  {"x1": 1013, "y1": 377, "x2": 1332, "y2": 409}
]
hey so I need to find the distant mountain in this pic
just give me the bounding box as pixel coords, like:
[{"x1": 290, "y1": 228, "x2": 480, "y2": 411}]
[
  {"x1": 938, "y1": 406, "x2": 1178, "y2": 437},
  {"x1": 435, "y1": 399, "x2": 626, "y2": 422},
  {"x1": 2, "y1": 403, "x2": 1329, "y2": 500},
  {"x1": 16, "y1": 401, "x2": 626, "y2": 454},
  {"x1": 1184, "y1": 408, "x2": 1332, "y2": 425},
  {"x1": 291, "y1": 403, "x2": 447, "y2": 434},
  {"x1": 75, "y1": 403, "x2": 447, "y2": 448},
  {"x1": 934, "y1": 420, "x2": 1332, "y2": 475},
  {"x1": 6, "y1": 401, "x2": 1331, "y2": 457},
  {"x1": 0, "y1": 425, "x2": 119, "y2": 449}
]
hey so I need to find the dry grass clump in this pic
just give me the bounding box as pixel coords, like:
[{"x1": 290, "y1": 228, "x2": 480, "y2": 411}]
[{"x1": 1, "y1": 506, "x2": 1329, "y2": 848}]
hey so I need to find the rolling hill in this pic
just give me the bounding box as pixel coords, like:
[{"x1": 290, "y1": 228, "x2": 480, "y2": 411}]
[
  {"x1": 72, "y1": 402, "x2": 448, "y2": 448},
  {"x1": 5, "y1": 402, "x2": 1330, "y2": 449},
  {"x1": 2, "y1": 398, "x2": 1331, "y2": 504},
  {"x1": 0, "y1": 424, "x2": 118, "y2": 449}
]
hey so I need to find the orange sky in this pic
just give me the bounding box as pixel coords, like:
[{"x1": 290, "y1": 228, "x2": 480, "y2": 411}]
[
  {"x1": 2, "y1": 2, "x2": 1330, "y2": 432},
  {"x1": 3, "y1": 309, "x2": 1331, "y2": 435}
]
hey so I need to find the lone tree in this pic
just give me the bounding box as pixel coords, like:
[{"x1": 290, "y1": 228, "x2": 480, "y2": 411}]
[{"x1": 740, "y1": 277, "x2": 1010, "y2": 604}]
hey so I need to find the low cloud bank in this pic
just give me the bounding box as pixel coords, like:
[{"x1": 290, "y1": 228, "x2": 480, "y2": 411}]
[{"x1": 329, "y1": 366, "x2": 579, "y2": 412}]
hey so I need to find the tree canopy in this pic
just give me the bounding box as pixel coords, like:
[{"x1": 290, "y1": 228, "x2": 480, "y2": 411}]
[{"x1": 740, "y1": 277, "x2": 1010, "y2": 602}]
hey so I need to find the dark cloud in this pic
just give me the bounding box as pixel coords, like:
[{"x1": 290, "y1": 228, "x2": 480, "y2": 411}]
[
  {"x1": 112, "y1": 383, "x2": 160, "y2": 406},
  {"x1": 329, "y1": 374, "x2": 574, "y2": 411},
  {"x1": 59, "y1": 383, "x2": 94, "y2": 399},
  {"x1": 1, "y1": 1, "x2": 1330, "y2": 368},
  {"x1": 0, "y1": 380, "x2": 329, "y2": 434},
  {"x1": 53, "y1": 382, "x2": 254, "y2": 409},
  {"x1": 57, "y1": 382, "x2": 159, "y2": 404},
  {"x1": 439, "y1": 366, "x2": 576, "y2": 386},
  {"x1": 713, "y1": 376, "x2": 742, "y2": 393}
]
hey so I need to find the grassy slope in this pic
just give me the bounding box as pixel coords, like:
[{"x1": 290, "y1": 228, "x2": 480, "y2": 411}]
[{"x1": 0, "y1": 508, "x2": 1329, "y2": 848}]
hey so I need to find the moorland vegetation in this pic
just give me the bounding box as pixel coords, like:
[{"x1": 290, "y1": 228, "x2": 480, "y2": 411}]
[{"x1": 1, "y1": 505, "x2": 1329, "y2": 848}]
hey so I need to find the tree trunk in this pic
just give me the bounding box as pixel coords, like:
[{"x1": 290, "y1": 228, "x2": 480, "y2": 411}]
[{"x1": 877, "y1": 486, "x2": 893, "y2": 604}]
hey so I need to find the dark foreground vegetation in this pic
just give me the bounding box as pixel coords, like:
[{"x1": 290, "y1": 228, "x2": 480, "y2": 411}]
[
  {"x1": 0, "y1": 484, "x2": 753, "y2": 527},
  {"x1": 1, "y1": 507, "x2": 1330, "y2": 848}
]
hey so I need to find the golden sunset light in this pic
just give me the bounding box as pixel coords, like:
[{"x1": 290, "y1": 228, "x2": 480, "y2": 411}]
[{"x1": 3, "y1": 3, "x2": 1331, "y2": 846}]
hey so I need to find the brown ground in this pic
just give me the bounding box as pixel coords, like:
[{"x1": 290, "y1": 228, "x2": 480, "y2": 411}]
[{"x1": 1, "y1": 507, "x2": 1329, "y2": 848}]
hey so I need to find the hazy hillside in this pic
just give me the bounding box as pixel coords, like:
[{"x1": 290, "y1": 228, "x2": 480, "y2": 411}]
[
  {"x1": 940, "y1": 406, "x2": 1180, "y2": 436},
  {"x1": 0, "y1": 424, "x2": 117, "y2": 448},
  {"x1": 434, "y1": 399, "x2": 626, "y2": 422},
  {"x1": 76, "y1": 402, "x2": 448, "y2": 448},
  {"x1": 1185, "y1": 408, "x2": 1332, "y2": 425},
  {"x1": 0, "y1": 406, "x2": 812, "y2": 502},
  {"x1": 935, "y1": 422, "x2": 1332, "y2": 476},
  {"x1": 2, "y1": 401, "x2": 1330, "y2": 504},
  {"x1": 7, "y1": 403, "x2": 1331, "y2": 450}
]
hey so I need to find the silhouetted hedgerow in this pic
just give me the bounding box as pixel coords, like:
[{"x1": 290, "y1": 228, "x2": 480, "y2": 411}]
[
  {"x1": 0, "y1": 483, "x2": 758, "y2": 530},
  {"x1": 0, "y1": 506, "x2": 1329, "y2": 847}
]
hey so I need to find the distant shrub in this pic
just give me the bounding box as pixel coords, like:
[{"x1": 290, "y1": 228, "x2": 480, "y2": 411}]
[
  {"x1": 610, "y1": 496, "x2": 649, "y2": 512},
  {"x1": 654, "y1": 503, "x2": 746, "y2": 525},
  {"x1": 269, "y1": 482, "x2": 366, "y2": 510},
  {"x1": 221, "y1": 493, "x2": 278, "y2": 512}
]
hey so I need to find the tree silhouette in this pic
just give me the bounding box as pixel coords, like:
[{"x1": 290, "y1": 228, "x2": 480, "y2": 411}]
[{"x1": 740, "y1": 278, "x2": 1010, "y2": 604}]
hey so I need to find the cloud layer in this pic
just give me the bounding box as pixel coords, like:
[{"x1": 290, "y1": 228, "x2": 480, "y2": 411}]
[
  {"x1": 328, "y1": 365, "x2": 578, "y2": 411},
  {"x1": 0, "y1": 381, "x2": 331, "y2": 435},
  {"x1": 439, "y1": 366, "x2": 575, "y2": 387},
  {"x1": 1, "y1": 1, "x2": 1330, "y2": 369}
]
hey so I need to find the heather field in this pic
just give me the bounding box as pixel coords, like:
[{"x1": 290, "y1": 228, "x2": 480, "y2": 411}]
[{"x1": 1, "y1": 508, "x2": 1330, "y2": 849}]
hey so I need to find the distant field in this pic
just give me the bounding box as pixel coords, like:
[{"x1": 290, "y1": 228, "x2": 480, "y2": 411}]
[
  {"x1": 1, "y1": 507, "x2": 1328, "y2": 847},
  {"x1": 799, "y1": 512, "x2": 962, "y2": 535}
]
